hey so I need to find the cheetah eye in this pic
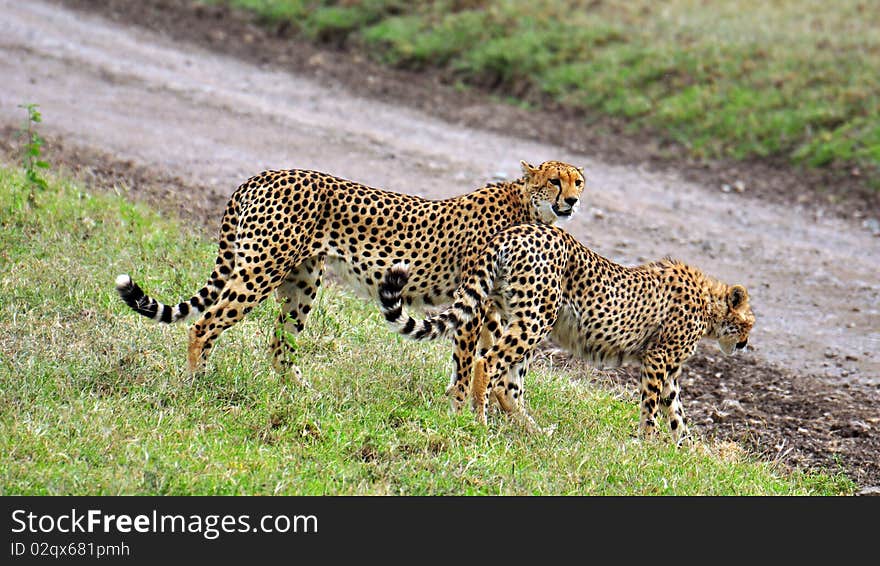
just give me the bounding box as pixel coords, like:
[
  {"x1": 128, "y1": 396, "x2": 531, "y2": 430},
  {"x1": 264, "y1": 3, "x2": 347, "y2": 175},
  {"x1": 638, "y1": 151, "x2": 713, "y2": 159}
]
[
  {"x1": 549, "y1": 178, "x2": 561, "y2": 187},
  {"x1": 575, "y1": 179, "x2": 583, "y2": 187}
]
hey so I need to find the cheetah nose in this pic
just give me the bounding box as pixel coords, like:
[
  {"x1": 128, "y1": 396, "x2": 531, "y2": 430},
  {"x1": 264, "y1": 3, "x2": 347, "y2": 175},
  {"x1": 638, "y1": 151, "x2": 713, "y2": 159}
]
[
  {"x1": 736, "y1": 339, "x2": 748, "y2": 350},
  {"x1": 564, "y1": 197, "x2": 578, "y2": 206}
]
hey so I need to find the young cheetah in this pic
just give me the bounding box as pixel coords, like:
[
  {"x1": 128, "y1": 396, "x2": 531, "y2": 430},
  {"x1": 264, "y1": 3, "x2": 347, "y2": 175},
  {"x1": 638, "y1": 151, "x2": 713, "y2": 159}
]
[{"x1": 379, "y1": 222, "x2": 755, "y2": 443}]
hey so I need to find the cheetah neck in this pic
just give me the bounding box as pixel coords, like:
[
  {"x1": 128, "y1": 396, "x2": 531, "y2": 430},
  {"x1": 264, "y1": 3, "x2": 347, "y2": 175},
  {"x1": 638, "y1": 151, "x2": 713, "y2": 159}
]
[
  {"x1": 499, "y1": 176, "x2": 543, "y2": 223},
  {"x1": 693, "y1": 268, "x2": 730, "y2": 339}
]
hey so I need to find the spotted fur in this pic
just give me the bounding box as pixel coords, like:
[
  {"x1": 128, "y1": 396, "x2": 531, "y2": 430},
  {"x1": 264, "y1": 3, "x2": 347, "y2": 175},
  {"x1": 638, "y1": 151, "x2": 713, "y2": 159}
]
[
  {"x1": 379, "y1": 223, "x2": 755, "y2": 442},
  {"x1": 116, "y1": 160, "x2": 586, "y2": 382}
]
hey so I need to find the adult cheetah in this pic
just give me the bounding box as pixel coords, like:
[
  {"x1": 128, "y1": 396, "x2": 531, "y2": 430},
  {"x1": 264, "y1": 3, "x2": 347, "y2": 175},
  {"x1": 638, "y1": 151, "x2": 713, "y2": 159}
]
[
  {"x1": 379, "y1": 222, "x2": 755, "y2": 443},
  {"x1": 116, "y1": 161, "x2": 586, "y2": 386}
]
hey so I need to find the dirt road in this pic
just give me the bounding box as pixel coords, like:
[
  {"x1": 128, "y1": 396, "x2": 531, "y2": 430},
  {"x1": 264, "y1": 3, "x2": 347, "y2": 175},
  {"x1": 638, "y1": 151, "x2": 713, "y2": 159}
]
[{"x1": 2, "y1": 0, "x2": 878, "y2": 487}]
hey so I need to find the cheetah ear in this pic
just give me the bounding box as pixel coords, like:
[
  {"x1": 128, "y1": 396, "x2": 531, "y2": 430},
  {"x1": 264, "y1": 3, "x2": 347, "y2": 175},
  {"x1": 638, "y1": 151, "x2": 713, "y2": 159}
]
[
  {"x1": 520, "y1": 160, "x2": 539, "y2": 178},
  {"x1": 728, "y1": 285, "x2": 748, "y2": 310}
]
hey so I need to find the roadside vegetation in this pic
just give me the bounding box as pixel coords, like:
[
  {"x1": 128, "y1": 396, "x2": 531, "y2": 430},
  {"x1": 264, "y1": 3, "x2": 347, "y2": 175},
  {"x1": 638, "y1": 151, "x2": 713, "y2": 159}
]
[
  {"x1": 208, "y1": 0, "x2": 880, "y2": 188},
  {"x1": 0, "y1": 164, "x2": 855, "y2": 494}
]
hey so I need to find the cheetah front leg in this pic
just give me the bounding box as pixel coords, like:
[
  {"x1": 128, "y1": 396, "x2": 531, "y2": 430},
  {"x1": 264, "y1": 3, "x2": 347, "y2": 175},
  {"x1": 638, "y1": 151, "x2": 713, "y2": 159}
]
[
  {"x1": 270, "y1": 256, "x2": 325, "y2": 386},
  {"x1": 638, "y1": 351, "x2": 667, "y2": 440},
  {"x1": 641, "y1": 350, "x2": 690, "y2": 444},
  {"x1": 660, "y1": 365, "x2": 689, "y2": 446}
]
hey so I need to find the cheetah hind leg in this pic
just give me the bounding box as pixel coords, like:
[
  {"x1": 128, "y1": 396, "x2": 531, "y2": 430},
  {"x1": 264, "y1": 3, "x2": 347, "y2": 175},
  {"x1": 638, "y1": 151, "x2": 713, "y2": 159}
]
[
  {"x1": 269, "y1": 257, "x2": 325, "y2": 388},
  {"x1": 188, "y1": 272, "x2": 270, "y2": 377},
  {"x1": 480, "y1": 358, "x2": 555, "y2": 437},
  {"x1": 477, "y1": 302, "x2": 504, "y2": 410},
  {"x1": 446, "y1": 309, "x2": 484, "y2": 413},
  {"x1": 451, "y1": 300, "x2": 501, "y2": 415}
]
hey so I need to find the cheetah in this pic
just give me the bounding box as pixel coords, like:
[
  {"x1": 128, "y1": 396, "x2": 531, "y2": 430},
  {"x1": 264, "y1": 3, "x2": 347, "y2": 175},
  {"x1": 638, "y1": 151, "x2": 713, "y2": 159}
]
[
  {"x1": 115, "y1": 161, "x2": 586, "y2": 385},
  {"x1": 379, "y1": 222, "x2": 755, "y2": 443}
]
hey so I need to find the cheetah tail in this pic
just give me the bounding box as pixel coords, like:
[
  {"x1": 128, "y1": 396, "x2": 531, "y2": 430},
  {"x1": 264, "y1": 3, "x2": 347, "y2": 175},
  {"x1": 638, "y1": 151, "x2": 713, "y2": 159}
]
[
  {"x1": 115, "y1": 274, "x2": 211, "y2": 324},
  {"x1": 378, "y1": 262, "x2": 481, "y2": 342},
  {"x1": 115, "y1": 198, "x2": 240, "y2": 324}
]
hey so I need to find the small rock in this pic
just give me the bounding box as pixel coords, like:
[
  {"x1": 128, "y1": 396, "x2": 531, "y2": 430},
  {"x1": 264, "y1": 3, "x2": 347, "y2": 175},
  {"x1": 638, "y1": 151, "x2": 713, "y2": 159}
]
[
  {"x1": 720, "y1": 399, "x2": 745, "y2": 413},
  {"x1": 589, "y1": 207, "x2": 605, "y2": 219},
  {"x1": 733, "y1": 180, "x2": 746, "y2": 193},
  {"x1": 721, "y1": 184, "x2": 732, "y2": 193},
  {"x1": 863, "y1": 218, "x2": 880, "y2": 236},
  {"x1": 307, "y1": 53, "x2": 326, "y2": 67},
  {"x1": 857, "y1": 486, "x2": 880, "y2": 497},
  {"x1": 845, "y1": 354, "x2": 859, "y2": 362},
  {"x1": 710, "y1": 409, "x2": 730, "y2": 421},
  {"x1": 834, "y1": 420, "x2": 872, "y2": 438}
]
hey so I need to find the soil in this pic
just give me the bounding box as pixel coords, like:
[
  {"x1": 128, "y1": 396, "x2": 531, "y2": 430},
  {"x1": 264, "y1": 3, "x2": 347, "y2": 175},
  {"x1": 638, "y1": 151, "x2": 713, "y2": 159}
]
[{"x1": 1, "y1": 0, "x2": 877, "y2": 492}]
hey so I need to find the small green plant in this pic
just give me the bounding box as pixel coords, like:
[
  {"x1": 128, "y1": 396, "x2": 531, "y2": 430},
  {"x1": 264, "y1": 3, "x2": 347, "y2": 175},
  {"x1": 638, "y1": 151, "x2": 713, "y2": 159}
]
[{"x1": 18, "y1": 102, "x2": 50, "y2": 203}]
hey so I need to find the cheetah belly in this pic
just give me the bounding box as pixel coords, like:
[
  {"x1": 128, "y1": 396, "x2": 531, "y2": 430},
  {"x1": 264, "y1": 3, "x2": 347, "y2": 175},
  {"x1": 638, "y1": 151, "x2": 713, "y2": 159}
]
[
  {"x1": 551, "y1": 304, "x2": 638, "y2": 369},
  {"x1": 325, "y1": 256, "x2": 376, "y2": 301},
  {"x1": 324, "y1": 256, "x2": 435, "y2": 314}
]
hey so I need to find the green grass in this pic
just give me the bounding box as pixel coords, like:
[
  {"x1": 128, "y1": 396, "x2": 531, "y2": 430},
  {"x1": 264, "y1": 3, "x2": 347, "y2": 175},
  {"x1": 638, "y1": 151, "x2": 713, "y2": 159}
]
[
  {"x1": 0, "y1": 165, "x2": 855, "y2": 495},
  {"x1": 205, "y1": 0, "x2": 880, "y2": 187}
]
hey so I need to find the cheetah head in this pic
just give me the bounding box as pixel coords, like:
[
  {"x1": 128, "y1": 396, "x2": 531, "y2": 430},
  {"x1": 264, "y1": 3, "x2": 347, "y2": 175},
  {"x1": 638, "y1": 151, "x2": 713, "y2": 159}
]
[
  {"x1": 521, "y1": 160, "x2": 586, "y2": 224},
  {"x1": 715, "y1": 284, "x2": 756, "y2": 355}
]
